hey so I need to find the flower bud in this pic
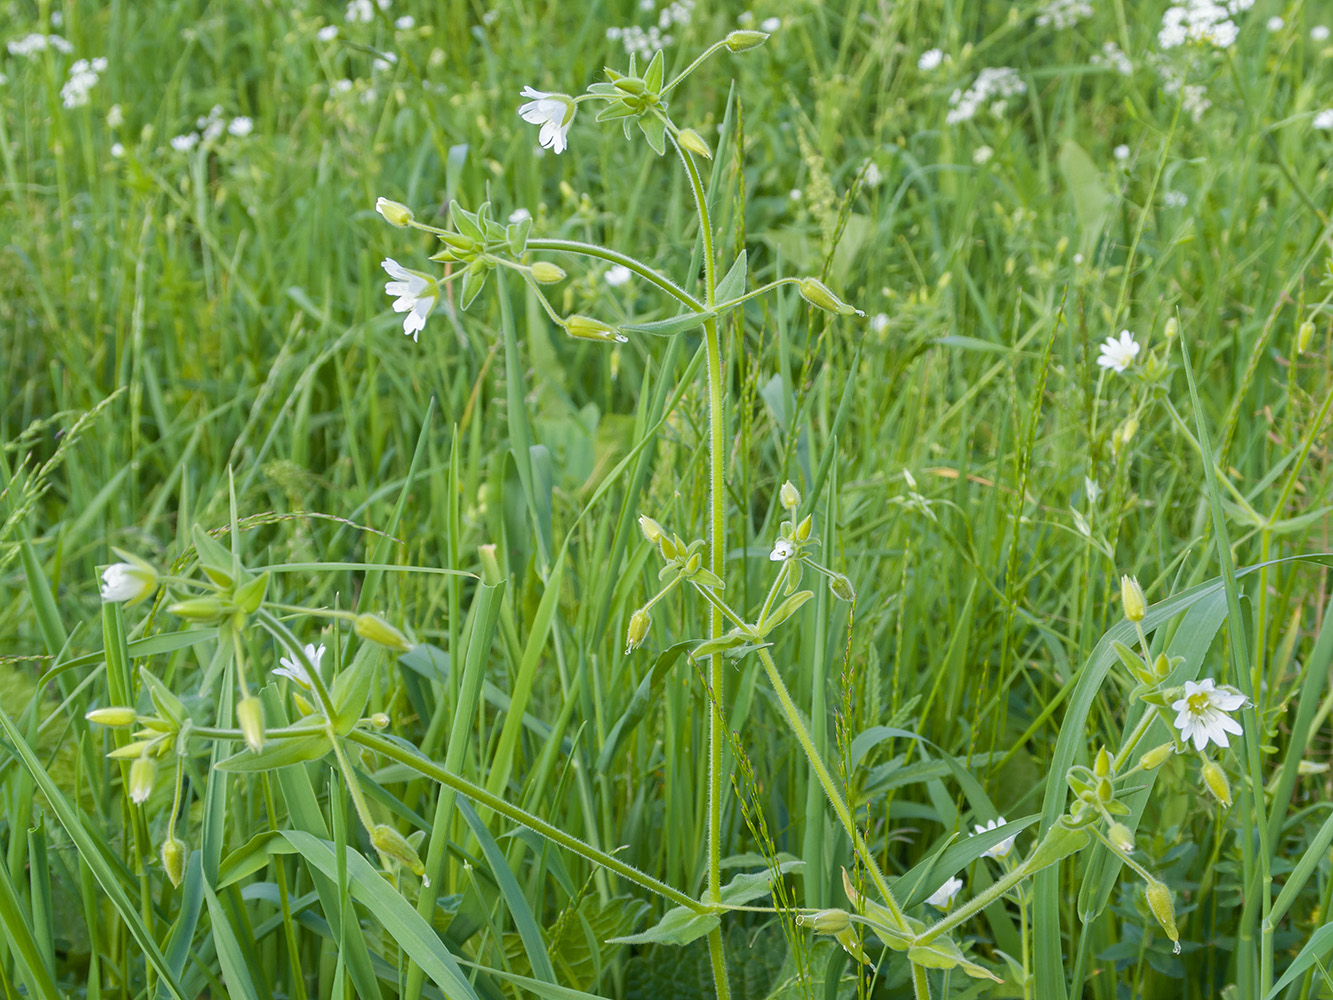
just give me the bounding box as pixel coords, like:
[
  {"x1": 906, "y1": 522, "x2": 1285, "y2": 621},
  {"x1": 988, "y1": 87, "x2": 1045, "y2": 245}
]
[
  {"x1": 676, "y1": 127, "x2": 713, "y2": 159},
  {"x1": 530, "y1": 261, "x2": 567, "y2": 284},
  {"x1": 1120, "y1": 575, "x2": 1146, "y2": 622},
  {"x1": 780, "y1": 481, "x2": 801, "y2": 510},
  {"x1": 371, "y1": 824, "x2": 426, "y2": 877},
  {"x1": 625, "y1": 608, "x2": 651, "y2": 653},
  {"x1": 85, "y1": 706, "x2": 138, "y2": 727},
  {"x1": 798, "y1": 277, "x2": 861, "y2": 316},
  {"x1": 1096, "y1": 777, "x2": 1114, "y2": 803},
  {"x1": 1297, "y1": 319, "x2": 1314, "y2": 355},
  {"x1": 371, "y1": 712, "x2": 390, "y2": 729},
  {"x1": 1164, "y1": 317, "x2": 1178, "y2": 341},
  {"x1": 99, "y1": 558, "x2": 159, "y2": 605},
  {"x1": 829, "y1": 573, "x2": 856, "y2": 602},
  {"x1": 1094, "y1": 746, "x2": 1113, "y2": 777},
  {"x1": 237, "y1": 696, "x2": 265, "y2": 753},
  {"x1": 563, "y1": 314, "x2": 628, "y2": 344},
  {"x1": 1139, "y1": 742, "x2": 1174, "y2": 771},
  {"x1": 795, "y1": 514, "x2": 812, "y2": 542},
  {"x1": 375, "y1": 197, "x2": 414, "y2": 227},
  {"x1": 797, "y1": 908, "x2": 851, "y2": 934},
  {"x1": 168, "y1": 597, "x2": 228, "y2": 623},
  {"x1": 638, "y1": 515, "x2": 666, "y2": 544},
  {"x1": 725, "y1": 29, "x2": 770, "y2": 51},
  {"x1": 1108, "y1": 822, "x2": 1135, "y2": 853},
  {"x1": 1201, "y1": 759, "x2": 1232, "y2": 807},
  {"x1": 1145, "y1": 879, "x2": 1180, "y2": 954},
  {"x1": 129, "y1": 755, "x2": 156, "y2": 804},
  {"x1": 161, "y1": 835, "x2": 187, "y2": 888},
  {"x1": 1152, "y1": 651, "x2": 1171, "y2": 681},
  {"x1": 354, "y1": 613, "x2": 414, "y2": 653}
]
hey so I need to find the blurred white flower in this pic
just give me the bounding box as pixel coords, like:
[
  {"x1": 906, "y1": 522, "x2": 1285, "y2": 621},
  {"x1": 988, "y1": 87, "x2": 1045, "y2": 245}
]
[
  {"x1": 276, "y1": 643, "x2": 325, "y2": 688},
  {"x1": 1114, "y1": 143, "x2": 1131, "y2": 161},
  {"x1": 317, "y1": 25, "x2": 339, "y2": 41},
  {"x1": 509, "y1": 207, "x2": 532, "y2": 223},
  {"x1": 111, "y1": 141, "x2": 125, "y2": 158},
  {"x1": 1036, "y1": 0, "x2": 1093, "y2": 29},
  {"x1": 382, "y1": 258, "x2": 439, "y2": 340},
  {"x1": 1266, "y1": 15, "x2": 1284, "y2": 30},
  {"x1": 1172, "y1": 678, "x2": 1246, "y2": 751},
  {"x1": 761, "y1": 16, "x2": 781, "y2": 31},
  {"x1": 927, "y1": 876, "x2": 964, "y2": 910},
  {"x1": 973, "y1": 145, "x2": 993, "y2": 165},
  {"x1": 869, "y1": 313, "x2": 889, "y2": 335},
  {"x1": 606, "y1": 264, "x2": 632, "y2": 287},
  {"x1": 789, "y1": 188, "x2": 802, "y2": 200},
  {"x1": 1163, "y1": 189, "x2": 1188, "y2": 208},
  {"x1": 1092, "y1": 41, "x2": 1133, "y2": 75},
  {"x1": 346, "y1": 0, "x2": 374, "y2": 22},
  {"x1": 170, "y1": 132, "x2": 200, "y2": 152},
  {"x1": 917, "y1": 48, "x2": 943, "y2": 71},
  {"x1": 518, "y1": 86, "x2": 574, "y2": 154},
  {"x1": 107, "y1": 103, "x2": 124, "y2": 128},
  {"x1": 1097, "y1": 330, "x2": 1140, "y2": 373},
  {"x1": 396, "y1": 15, "x2": 415, "y2": 29},
  {"x1": 974, "y1": 817, "x2": 1017, "y2": 859},
  {"x1": 1313, "y1": 25, "x2": 1330, "y2": 41},
  {"x1": 228, "y1": 116, "x2": 253, "y2": 137},
  {"x1": 946, "y1": 67, "x2": 1025, "y2": 124},
  {"x1": 1314, "y1": 109, "x2": 1333, "y2": 130},
  {"x1": 61, "y1": 58, "x2": 104, "y2": 109}
]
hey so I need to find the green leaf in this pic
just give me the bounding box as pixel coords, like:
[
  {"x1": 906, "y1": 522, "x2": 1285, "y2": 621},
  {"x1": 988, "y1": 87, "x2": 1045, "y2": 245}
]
[
  {"x1": 140, "y1": 665, "x2": 187, "y2": 727},
  {"x1": 191, "y1": 523, "x2": 236, "y2": 586},
  {"x1": 214, "y1": 725, "x2": 330, "y2": 772},
  {"x1": 688, "y1": 633, "x2": 751, "y2": 662},
  {"x1": 718, "y1": 861, "x2": 803, "y2": 906},
  {"x1": 621, "y1": 309, "x2": 715, "y2": 337},
  {"x1": 639, "y1": 114, "x2": 666, "y2": 155},
  {"x1": 450, "y1": 200, "x2": 482, "y2": 242},
  {"x1": 757, "y1": 590, "x2": 813, "y2": 635},
  {"x1": 597, "y1": 641, "x2": 691, "y2": 772},
  {"x1": 608, "y1": 905, "x2": 719, "y2": 947},
  {"x1": 714, "y1": 250, "x2": 747, "y2": 305},
  {"x1": 330, "y1": 644, "x2": 379, "y2": 734}
]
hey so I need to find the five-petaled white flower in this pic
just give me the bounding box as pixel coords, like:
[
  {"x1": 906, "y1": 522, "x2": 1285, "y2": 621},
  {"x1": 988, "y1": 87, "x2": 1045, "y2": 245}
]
[
  {"x1": 1097, "y1": 329, "x2": 1140, "y2": 373},
  {"x1": 927, "y1": 875, "x2": 964, "y2": 910},
  {"x1": 974, "y1": 817, "x2": 1017, "y2": 860},
  {"x1": 1172, "y1": 678, "x2": 1246, "y2": 751},
  {"x1": 381, "y1": 258, "x2": 438, "y2": 340},
  {"x1": 276, "y1": 643, "x2": 325, "y2": 688},
  {"x1": 518, "y1": 87, "x2": 575, "y2": 154},
  {"x1": 770, "y1": 538, "x2": 795, "y2": 562}
]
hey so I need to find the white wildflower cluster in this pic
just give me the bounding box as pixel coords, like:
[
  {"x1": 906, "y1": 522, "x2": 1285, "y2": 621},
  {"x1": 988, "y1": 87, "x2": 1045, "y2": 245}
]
[
  {"x1": 1154, "y1": 61, "x2": 1211, "y2": 121},
  {"x1": 7, "y1": 33, "x2": 74, "y2": 57},
  {"x1": 1163, "y1": 189, "x2": 1188, "y2": 208},
  {"x1": 606, "y1": 0, "x2": 694, "y2": 56},
  {"x1": 345, "y1": 0, "x2": 390, "y2": 23},
  {"x1": 372, "y1": 51, "x2": 398, "y2": 73},
  {"x1": 1035, "y1": 0, "x2": 1093, "y2": 30},
  {"x1": 1157, "y1": 0, "x2": 1253, "y2": 49},
  {"x1": 170, "y1": 106, "x2": 254, "y2": 153},
  {"x1": 946, "y1": 67, "x2": 1026, "y2": 125},
  {"x1": 1092, "y1": 41, "x2": 1133, "y2": 75},
  {"x1": 61, "y1": 56, "x2": 106, "y2": 108}
]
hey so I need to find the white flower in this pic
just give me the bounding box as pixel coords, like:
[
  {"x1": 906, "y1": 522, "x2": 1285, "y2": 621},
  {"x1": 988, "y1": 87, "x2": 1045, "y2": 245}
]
[
  {"x1": 1097, "y1": 329, "x2": 1140, "y2": 372},
  {"x1": 345, "y1": 0, "x2": 374, "y2": 22},
  {"x1": 1114, "y1": 143, "x2": 1131, "y2": 161},
  {"x1": 870, "y1": 313, "x2": 889, "y2": 335},
  {"x1": 110, "y1": 142, "x2": 125, "y2": 158},
  {"x1": 518, "y1": 86, "x2": 575, "y2": 154},
  {"x1": 508, "y1": 207, "x2": 532, "y2": 223},
  {"x1": 973, "y1": 145, "x2": 993, "y2": 165},
  {"x1": 1035, "y1": 0, "x2": 1093, "y2": 29},
  {"x1": 170, "y1": 132, "x2": 200, "y2": 152},
  {"x1": 973, "y1": 817, "x2": 1017, "y2": 859},
  {"x1": 1314, "y1": 109, "x2": 1333, "y2": 130},
  {"x1": 276, "y1": 643, "x2": 325, "y2": 688},
  {"x1": 1163, "y1": 189, "x2": 1188, "y2": 208},
  {"x1": 317, "y1": 25, "x2": 339, "y2": 41},
  {"x1": 789, "y1": 188, "x2": 802, "y2": 200},
  {"x1": 381, "y1": 258, "x2": 439, "y2": 340},
  {"x1": 917, "y1": 48, "x2": 943, "y2": 71},
  {"x1": 1266, "y1": 15, "x2": 1284, "y2": 31},
  {"x1": 107, "y1": 103, "x2": 124, "y2": 128},
  {"x1": 228, "y1": 116, "x2": 253, "y2": 137},
  {"x1": 606, "y1": 264, "x2": 632, "y2": 287},
  {"x1": 1313, "y1": 25, "x2": 1330, "y2": 41},
  {"x1": 100, "y1": 562, "x2": 157, "y2": 603},
  {"x1": 761, "y1": 16, "x2": 782, "y2": 32},
  {"x1": 863, "y1": 161, "x2": 882, "y2": 187},
  {"x1": 770, "y1": 538, "x2": 795, "y2": 562},
  {"x1": 1171, "y1": 678, "x2": 1246, "y2": 751},
  {"x1": 927, "y1": 876, "x2": 964, "y2": 910},
  {"x1": 396, "y1": 15, "x2": 415, "y2": 29}
]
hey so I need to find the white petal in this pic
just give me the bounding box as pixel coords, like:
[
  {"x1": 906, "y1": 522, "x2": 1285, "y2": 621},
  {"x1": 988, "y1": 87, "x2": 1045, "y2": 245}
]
[
  {"x1": 381, "y1": 257, "x2": 411, "y2": 280},
  {"x1": 1191, "y1": 725, "x2": 1209, "y2": 752}
]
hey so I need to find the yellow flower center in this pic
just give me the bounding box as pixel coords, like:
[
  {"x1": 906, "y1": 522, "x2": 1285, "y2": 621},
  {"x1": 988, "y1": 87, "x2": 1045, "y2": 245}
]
[{"x1": 1186, "y1": 692, "x2": 1210, "y2": 714}]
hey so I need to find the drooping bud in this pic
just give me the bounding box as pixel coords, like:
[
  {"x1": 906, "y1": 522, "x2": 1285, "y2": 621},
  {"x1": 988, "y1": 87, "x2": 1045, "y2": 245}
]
[
  {"x1": 798, "y1": 277, "x2": 862, "y2": 316},
  {"x1": 354, "y1": 613, "x2": 414, "y2": 653},
  {"x1": 1145, "y1": 879, "x2": 1180, "y2": 954},
  {"x1": 724, "y1": 29, "x2": 770, "y2": 51},
  {"x1": 1201, "y1": 759, "x2": 1232, "y2": 807},
  {"x1": 371, "y1": 824, "x2": 426, "y2": 877},
  {"x1": 167, "y1": 597, "x2": 228, "y2": 623},
  {"x1": 1120, "y1": 575, "x2": 1146, "y2": 622},
  {"x1": 1297, "y1": 319, "x2": 1315, "y2": 355},
  {"x1": 1139, "y1": 742, "x2": 1174, "y2": 771},
  {"x1": 85, "y1": 706, "x2": 138, "y2": 727},
  {"x1": 829, "y1": 573, "x2": 856, "y2": 602},
  {"x1": 797, "y1": 908, "x2": 851, "y2": 934},
  {"x1": 779, "y1": 481, "x2": 801, "y2": 510},
  {"x1": 129, "y1": 755, "x2": 156, "y2": 804},
  {"x1": 625, "y1": 608, "x2": 651, "y2": 653},
  {"x1": 161, "y1": 836, "x2": 187, "y2": 888},
  {"x1": 563, "y1": 314, "x2": 628, "y2": 344},
  {"x1": 237, "y1": 696, "x2": 265, "y2": 753},
  {"x1": 676, "y1": 127, "x2": 713, "y2": 159},
  {"x1": 638, "y1": 515, "x2": 666, "y2": 544},
  {"x1": 530, "y1": 261, "x2": 567, "y2": 284},
  {"x1": 375, "y1": 197, "x2": 414, "y2": 227},
  {"x1": 1108, "y1": 822, "x2": 1135, "y2": 853}
]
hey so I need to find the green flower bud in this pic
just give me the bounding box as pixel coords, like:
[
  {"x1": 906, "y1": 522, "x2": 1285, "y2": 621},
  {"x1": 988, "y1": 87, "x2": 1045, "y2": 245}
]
[
  {"x1": 375, "y1": 197, "x2": 414, "y2": 227},
  {"x1": 371, "y1": 824, "x2": 426, "y2": 877},
  {"x1": 1108, "y1": 822, "x2": 1135, "y2": 853},
  {"x1": 798, "y1": 277, "x2": 862, "y2": 316},
  {"x1": 161, "y1": 836, "x2": 187, "y2": 888},
  {"x1": 795, "y1": 514, "x2": 813, "y2": 542},
  {"x1": 168, "y1": 597, "x2": 228, "y2": 623},
  {"x1": 1201, "y1": 759, "x2": 1232, "y2": 807},
  {"x1": 1139, "y1": 742, "x2": 1174, "y2": 771},
  {"x1": 638, "y1": 515, "x2": 666, "y2": 544},
  {"x1": 676, "y1": 127, "x2": 713, "y2": 159},
  {"x1": 780, "y1": 481, "x2": 801, "y2": 510},
  {"x1": 370, "y1": 712, "x2": 390, "y2": 729},
  {"x1": 1094, "y1": 746, "x2": 1113, "y2": 777},
  {"x1": 530, "y1": 261, "x2": 567, "y2": 284},
  {"x1": 237, "y1": 696, "x2": 265, "y2": 753},
  {"x1": 724, "y1": 29, "x2": 770, "y2": 51},
  {"x1": 1164, "y1": 317, "x2": 1178, "y2": 341},
  {"x1": 354, "y1": 613, "x2": 414, "y2": 653},
  {"x1": 797, "y1": 908, "x2": 851, "y2": 934},
  {"x1": 1120, "y1": 574, "x2": 1146, "y2": 622},
  {"x1": 625, "y1": 608, "x2": 651, "y2": 654},
  {"x1": 829, "y1": 573, "x2": 856, "y2": 602},
  {"x1": 1297, "y1": 319, "x2": 1315, "y2": 355},
  {"x1": 85, "y1": 706, "x2": 138, "y2": 727},
  {"x1": 564, "y1": 314, "x2": 628, "y2": 344},
  {"x1": 1145, "y1": 879, "x2": 1180, "y2": 954},
  {"x1": 129, "y1": 755, "x2": 156, "y2": 805},
  {"x1": 1096, "y1": 777, "x2": 1114, "y2": 803}
]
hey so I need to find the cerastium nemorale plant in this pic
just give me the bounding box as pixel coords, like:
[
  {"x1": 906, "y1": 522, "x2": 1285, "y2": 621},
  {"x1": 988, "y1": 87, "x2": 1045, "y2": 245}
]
[{"x1": 76, "y1": 30, "x2": 1253, "y2": 1000}]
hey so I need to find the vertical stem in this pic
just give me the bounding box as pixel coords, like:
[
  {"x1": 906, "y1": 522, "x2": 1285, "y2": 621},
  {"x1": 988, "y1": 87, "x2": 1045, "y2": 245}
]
[{"x1": 912, "y1": 963, "x2": 932, "y2": 1000}]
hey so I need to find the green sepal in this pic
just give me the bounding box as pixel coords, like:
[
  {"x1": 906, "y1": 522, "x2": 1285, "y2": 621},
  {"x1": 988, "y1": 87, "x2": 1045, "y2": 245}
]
[
  {"x1": 192, "y1": 524, "x2": 236, "y2": 587},
  {"x1": 460, "y1": 261, "x2": 489, "y2": 310},
  {"x1": 602, "y1": 66, "x2": 624, "y2": 82},
  {"x1": 234, "y1": 571, "x2": 269, "y2": 614},
  {"x1": 784, "y1": 559, "x2": 803, "y2": 594},
  {"x1": 139, "y1": 666, "x2": 187, "y2": 728},
  {"x1": 482, "y1": 218, "x2": 507, "y2": 245},
  {"x1": 638, "y1": 114, "x2": 666, "y2": 155},
  {"x1": 450, "y1": 200, "x2": 482, "y2": 242},
  {"x1": 907, "y1": 938, "x2": 1002, "y2": 982},
  {"x1": 643, "y1": 49, "x2": 664, "y2": 94},
  {"x1": 595, "y1": 101, "x2": 639, "y2": 122},
  {"x1": 214, "y1": 727, "x2": 331, "y2": 772},
  {"x1": 688, "y1": 567, "x2": 724, "y2": 589},
  {"x1": 506, "y1": 216, "x2": 531, "y2": 257},
  {"x1": 1111, "y1": 640, "x2": 1151, "y2": 682},
  {"x1": 587, "y1": 82, "x2": 620, "y2": 97}
]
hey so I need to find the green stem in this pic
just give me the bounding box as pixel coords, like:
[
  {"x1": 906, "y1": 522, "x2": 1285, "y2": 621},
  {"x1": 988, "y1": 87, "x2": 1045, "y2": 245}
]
[
  {"x1": 346, "y1": 730, "x2": 705, "y2": 911},
  {"x1": 918, "y1": 863, "x2": 1028, "y2": 945},
  {"x1": 661, "y1": 40, "x2": 729, "y2": 97},
  {"x1": 911, "y1": 962, "x2": 932, "y2": 1000},
  {"x1": 1112, "y1": 711, "x2": 1158, "y2": 773},
  {"x1": 525, "y1": 238, "x2": 704, "y2": 311},
  {"x1": 329, "y1": 732, "x2": 376, "y2": 832}
]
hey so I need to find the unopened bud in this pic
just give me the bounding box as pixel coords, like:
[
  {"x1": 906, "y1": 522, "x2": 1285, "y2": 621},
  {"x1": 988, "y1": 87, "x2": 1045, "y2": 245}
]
[
  {"x1": 530, "y1": 261, "x2": 566, "y2": 284},
  {"x1": 1145, "y1": 879, "x2": 1180, "y2": 954},
  {"x1": 780, "y1": 481, "x2": 801, "y2": 510},
  {"x1": 795, "y1": 514, "x2": 812, "y2": 542},
  {"x1": 375, "y1": 197, "x2": 414, "y2": 227},
  {"x1": 564, "y1": 314, "x2": 628, "y2": 344},
  {"x1": 829, "y1": 573, "x2": 856, "y2": 602},
  {"x1": 1120, "y1": 575, "x2": 1146, "y2": 622},
  {"x1": 1153, "y1": 651, "x2": 1171, "y2": 681},
  {"x1": 798, "y1": 277, "x2": 861, "y2": 316},
  {"x1": 129, "y1": 755, "x2": 156, "y2": 805},
  {"x1": 724, "y1": 29, "x2": 770, "y2": 51},
  {"x1": 161, "y1": 836, "x2": 187, "y2": 888},
  {"x1": 1297, "y1": 319, "x2": 1315, "y2": 355},
  {"x1": 371, "y1": 712, "x2": 390, "y2": 729},
  {"x1": 237, "y1": 696, "x2": 265, "y2": 753},
  {"x1": 1094, "y1": 746, "x2": 1113, "y2": 777},
  {"x1": 676, "y1": 127, "x2": 712, "y2": 159},
  {"x1": 625, "y1": 608, "x2": 651, "y2": 653},
  {"x1": 1139, "y1": 742, "x2": 1174, "y2": 771},
  {"x1": 371, "y1": 824, "x2": 426, "y2": 877},
  {"x1": 168, "y1": 597, "x2": 227, "y2": 623},
  {"x1": 355, "y1": 613, "x2": 414, "y2": 653},
  {"x1": 797, "y1": 908, "x2": 851, "y2": 934},
  {"x1": 1201, "y1": 759, "x2": 1232, "y2": 807},
  {"x1": 86, "y1": 706, "x2": 138, "y2": 727},
  {"x1": 1096, "y1": 777, "x2": 1114, "y2": 803},
  {"x1": 1108, "y1": 822, "x2": 1135, "y2": 853},
  {"x1": 1164, "y1": 317, "x2": 1178, "y2": 341},
  {"x1": 638, "y1": 515, "x2": 666, "y2": 544}
]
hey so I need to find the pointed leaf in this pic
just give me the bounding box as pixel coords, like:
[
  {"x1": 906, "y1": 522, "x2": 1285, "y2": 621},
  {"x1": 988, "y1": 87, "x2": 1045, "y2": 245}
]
[
  {"x1": 714, "y1": 250, "x2": 748, "y2": 305},
  {"x1": 607, "y1": 905, "x2": 718, "y2": 946}
]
